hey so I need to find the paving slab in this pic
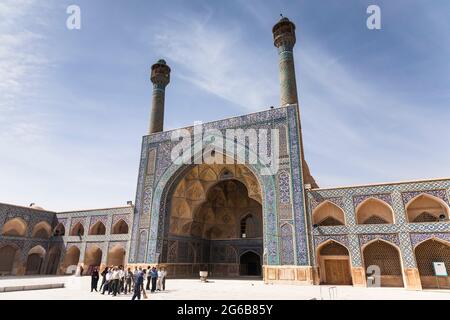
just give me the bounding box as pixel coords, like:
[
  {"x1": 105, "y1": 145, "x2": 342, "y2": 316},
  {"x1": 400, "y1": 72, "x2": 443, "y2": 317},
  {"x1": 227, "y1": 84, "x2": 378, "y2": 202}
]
[{"x1": 0, "y1": 276, "x2": 449, "y2": 300}]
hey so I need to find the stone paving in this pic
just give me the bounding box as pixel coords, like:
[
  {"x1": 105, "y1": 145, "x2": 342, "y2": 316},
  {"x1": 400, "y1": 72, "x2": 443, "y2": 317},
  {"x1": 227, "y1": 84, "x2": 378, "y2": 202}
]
[{"x1": 0, "y1": 275, "x2": 449, "y2": 300}]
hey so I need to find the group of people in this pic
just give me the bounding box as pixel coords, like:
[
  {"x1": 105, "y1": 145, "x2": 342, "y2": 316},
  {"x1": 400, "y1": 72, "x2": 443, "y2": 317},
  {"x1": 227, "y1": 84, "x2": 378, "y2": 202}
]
[{"x1": 90, "y1": 265, "x2": 167, "y2": 300}]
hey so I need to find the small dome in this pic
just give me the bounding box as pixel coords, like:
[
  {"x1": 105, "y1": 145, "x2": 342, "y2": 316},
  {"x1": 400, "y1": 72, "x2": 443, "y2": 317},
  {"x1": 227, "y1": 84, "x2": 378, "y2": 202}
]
[
  {"x1": 157, "y1": 59, "x2": 166, "y2": 65},
  {"x1": 279, "y1": 17, "x2": 289, "y2": 22}
]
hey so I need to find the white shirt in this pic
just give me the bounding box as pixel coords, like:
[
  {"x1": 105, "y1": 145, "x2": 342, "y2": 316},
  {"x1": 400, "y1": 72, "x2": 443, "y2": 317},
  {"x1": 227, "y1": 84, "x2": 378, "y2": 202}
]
[
  {"x1": 106, "y1": 272, "x2": 112, "y2": 281},
  {"x1": 112, "y1": 270, "x2": 120, "y2": 280}
]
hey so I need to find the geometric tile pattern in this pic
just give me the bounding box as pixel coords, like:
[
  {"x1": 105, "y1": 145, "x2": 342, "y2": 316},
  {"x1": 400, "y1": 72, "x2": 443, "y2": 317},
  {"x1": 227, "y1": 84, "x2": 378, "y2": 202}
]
[
  {"x1": 401, "y1": 189, "x2": 449, "y2": 207},
  {"x1": 280, "y1": 223, "x2": 295, "y2": 265},
  {"x1": 353, "y1": 193, "x2": 392, "y2": 209},
  {"x1": 307, "y1": 179, "x2": 450, "y2": 269},
  {"x1": 130, "y1": 106, "x2": 310, "y2": 266},
  {"x1": 410, "y1": 232, "x2": 450, "y2": 248}
]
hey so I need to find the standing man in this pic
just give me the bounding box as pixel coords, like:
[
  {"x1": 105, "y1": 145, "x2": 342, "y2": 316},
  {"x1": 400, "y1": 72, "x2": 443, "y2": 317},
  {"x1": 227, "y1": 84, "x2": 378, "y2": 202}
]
[
  {"x1": 160, "y1": 267, "x2": 167, "y2": 291},
  {"x1": 131, "y1": 267, "x2": 144, "y2": 300},
  {"x1": 150, "y1": 266, "x2": 158, "y2": 293},
  {"x1": 145, "y1": 265, "x2": 152, "y2": 290},
  {"x1": 99, "y1": 267, "x2": 109, "y2": 291},
  {"x1": 111, "y1": 267, "x2": 120, "y2": 296},
  {"x1": 124, "y1": 267, "x2": 133, "y2": 294},
  {"x1": 101, "y1": 268, "x2": 112, "y2": 295},
  {"x1": 118, "y1": 266, "x2": 125, "y2": 294}
]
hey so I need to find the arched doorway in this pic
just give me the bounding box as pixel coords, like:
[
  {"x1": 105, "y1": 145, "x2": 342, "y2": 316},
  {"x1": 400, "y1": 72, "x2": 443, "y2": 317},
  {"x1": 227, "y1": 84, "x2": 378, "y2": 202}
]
[
  {"x1": 63, "y1": 246, "x2": 80, "y2": 274},
  {"x1": 317, "y1": 241, "x2": 352, "y2": 285},
  {"x1": 363, "y1": 240, "x2": 404, "y2": 287},
  {"x1": 0, "y1": 245, "x2": 21, "y2": 275},
  {"x1": 53, "y1": 223, "x2": 65, "y2": 236},
  {"x1": 160, "y1": 163, "x2": 263, "y2": 278},
  {"x1": 112, "y1": 220, "x2": 129, "y2": 234},
  {"x1": 26, "y1": 245, "x2": 46, "y2": 275},
  {"x1": 89, "y1": 221, "x2": 106, "y2": 235},
  {"x1": 240, "y1": 251, "x2": 261, "y2": 276},
  {"x1": 84, "y1": 246, "x2": 102, "y2": 273},
  {"x1": 45, "y1": 246, "x2": 61, "y2": 274},
  {"x1": 313, "y1": 202, "x2": 345, "y2": 226},
  {"x1": 356, "y1": 198, "x2": 394, "y2": 224},
  {"x1": 415, "y1": 239, "x2": 450, "y2": 289},
  {"x1": 32, "y1": 221, "x2": 52, "y2": 239},
  {"x1": 406, "y1": 194, "x2": 449, "y2": 223},
  {"x1": 70, "y1": 222, "x2": 84, "y2": 236},
  {"x1": 107, "y1": 245, "x2": 126, "y2": 267}
]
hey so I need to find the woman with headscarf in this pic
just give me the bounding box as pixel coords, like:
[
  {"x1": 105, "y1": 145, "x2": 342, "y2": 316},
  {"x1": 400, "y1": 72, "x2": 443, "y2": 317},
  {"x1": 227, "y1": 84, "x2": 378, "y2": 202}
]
[{"x1": 91, "y1": 267, "x2": 99, "y2": 292}]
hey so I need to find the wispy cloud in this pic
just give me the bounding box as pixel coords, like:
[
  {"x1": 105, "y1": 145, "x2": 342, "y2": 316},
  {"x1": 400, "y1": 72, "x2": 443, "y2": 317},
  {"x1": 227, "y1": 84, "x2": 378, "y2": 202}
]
[
  {"x1": 146, "y1": 12, "x2": 279, "y2": 112},
  {"x1": 0, "y1": 0, "x2": 52, "y2": 143}
]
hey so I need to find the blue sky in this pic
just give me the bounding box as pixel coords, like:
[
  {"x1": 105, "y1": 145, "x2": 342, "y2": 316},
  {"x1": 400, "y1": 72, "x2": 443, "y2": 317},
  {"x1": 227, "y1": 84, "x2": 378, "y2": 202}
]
[{"x1": 1, "y1": 0, "x2": 449, "y2": 211}]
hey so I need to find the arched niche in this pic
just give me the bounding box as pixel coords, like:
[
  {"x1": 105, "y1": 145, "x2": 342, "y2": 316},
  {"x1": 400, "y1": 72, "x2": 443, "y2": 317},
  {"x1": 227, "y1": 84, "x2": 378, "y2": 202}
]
[
  {"x1": 406, "y1": 194, "x2": 449, "y2": 223},
  {"x1": 356, "y1": 198, "x2": 394, "y2": 224},
  {"x1": 316, "y1": 240, "x2": 352, "y2": 285},
  {"x1": 89, "y1": 221, "x2": 106, "y2": 235},
  {"x1": 70, "y1": 222, "x2": 84, "y2": 236},
  {"x1": 31, "y1": 221, "x2": 52, "y2": 239},
  {"x1": 112, "y1": 219, "x2": 129, "y2": 234},
  {"x1": 362, "y1": 239, "x2": 404, "y2": 287},
  {"x1": 2, "y1": 217, "x2": 27, "y2": 237},
  {"x1": 312, "y1": 201, "x2": 345, "y2": 226},
  {"x1": 25, "y1": 245, "x2": 46, "y2": 275}
]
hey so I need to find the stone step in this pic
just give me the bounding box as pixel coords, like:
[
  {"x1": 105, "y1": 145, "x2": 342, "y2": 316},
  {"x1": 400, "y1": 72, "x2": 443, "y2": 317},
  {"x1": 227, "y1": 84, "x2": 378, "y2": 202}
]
[{"x1": 0, "y1": 283, "x2": 64, "y2": 293}]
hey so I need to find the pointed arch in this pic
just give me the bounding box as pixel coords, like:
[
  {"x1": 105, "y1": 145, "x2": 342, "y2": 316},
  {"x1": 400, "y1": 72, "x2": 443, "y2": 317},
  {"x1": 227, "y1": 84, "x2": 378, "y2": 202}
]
[
  {"x1": 25, "y1": 245, "x2": 46, "y2": 275},
  {"x1": 53, "y1": 223, "x2": 65, "y2": 236},
  {"x1": 2, "y1": 217, "x2": 27, "y2": 237},
  {"x1": 219, "y1": 168, "x2": 234, "y2": 180},
  {"x1": 89, "y1": 221, "x2": 106, "y2": 235},
  {"x1": 31, "y1": 221, "x2": 52, "y2": 239},
  {"x1": 45, "y1": 246, "x2": 61, "y2": 274},
  {"x1": 185, "y1": 180, "x2": 206, "y2": 201},
  {"x1": 239, "y1": 250, "x2": 261, "y2": 276},
  {"x1": 63, "y1": 245, "x2": 80, "y2": 268},
  {"x1": 84, "y1": 245, "x2": 102, "y2": 269},
  {"x1": 0, "y1": 243, "x2": 22, "y2": 275},
  {"x1": 356, "y1": 197, "x2": 394, "y2": 224},
  {"x1": 107, "y1": 244, "x2": 126, "y2": 267},
  {"x1": 414, "y1": 238, "x2": 450, "y2": 289},
  {"x1": 312, "y1": 201, "x2": 346, "y2": 226},
  {"x1": 111, "y1": 219, "x2": 129, "y2": 234},
  {"x1": 362, "y1": 239, "x2": 404, "y2": 287},
  {"x1": 70, "y1": 222, "x2": 84, "y2": 236},
  {"x1": 199, "y1": 167, "x2": 217, "y2": 182},
  {"x1": 406, "y1": 193, "x2": 449, "y2": 223},
  {"x1": 280, "y1": 223, "x2": 295, "y2": 265},
  {"x1": 316, "y1": 240, "x2": 352, "y2": 285},
  {"x1": 239, "y1": 213, "x2": 261, "y2": 238}
]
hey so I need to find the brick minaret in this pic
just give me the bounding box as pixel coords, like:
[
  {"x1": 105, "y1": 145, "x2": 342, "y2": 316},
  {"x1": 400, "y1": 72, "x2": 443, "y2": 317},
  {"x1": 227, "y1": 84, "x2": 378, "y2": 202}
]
[
  {"x1": 273, "y1": 17, "x2": 318, "y2": 188},
  {"x1": 149, "y1": 59, "x2": 171, "y2": 134},
  {"x1": 273, "y1": 17, "x2": 298, "y2": 106}
]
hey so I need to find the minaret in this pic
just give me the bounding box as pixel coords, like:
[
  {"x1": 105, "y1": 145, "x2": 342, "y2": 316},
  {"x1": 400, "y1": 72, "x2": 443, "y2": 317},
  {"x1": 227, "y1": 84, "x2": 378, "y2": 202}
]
[
  {"x1": 272, "y1": 16, "x2": 318, "y2": 188},
  {"x1": 272, "y1": 16, "x2": 298, "y2": 106},
  {"x1": 149, "y1": 59, "x2": 171, "y2": 134}
]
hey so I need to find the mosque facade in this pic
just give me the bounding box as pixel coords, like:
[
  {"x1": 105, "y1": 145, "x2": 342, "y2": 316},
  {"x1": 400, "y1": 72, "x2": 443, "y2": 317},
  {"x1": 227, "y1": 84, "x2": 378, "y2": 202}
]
[{"x1": 0, "y1": 17, "x2": 449, "y2": 291}]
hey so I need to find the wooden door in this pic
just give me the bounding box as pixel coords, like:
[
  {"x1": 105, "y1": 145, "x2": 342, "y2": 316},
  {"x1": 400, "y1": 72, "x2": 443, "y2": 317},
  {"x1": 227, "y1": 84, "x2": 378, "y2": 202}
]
[{"x1": 324, "y1": 259, "x2": 352, "y2": 285}]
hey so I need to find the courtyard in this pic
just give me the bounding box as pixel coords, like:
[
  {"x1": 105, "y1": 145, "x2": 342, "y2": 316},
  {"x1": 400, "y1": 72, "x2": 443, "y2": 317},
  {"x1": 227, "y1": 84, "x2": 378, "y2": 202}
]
[{"x1": 0, "y1": 275, "x2": 448, "y2": 300}]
